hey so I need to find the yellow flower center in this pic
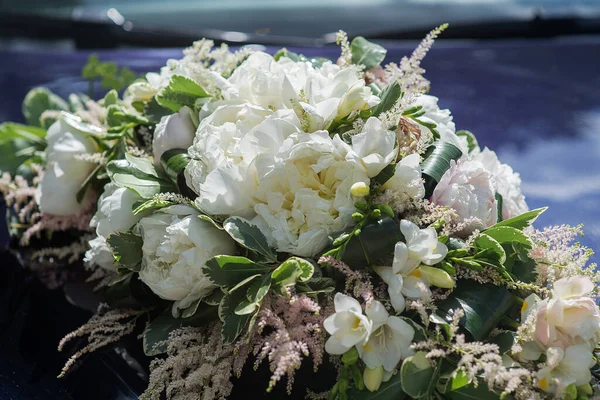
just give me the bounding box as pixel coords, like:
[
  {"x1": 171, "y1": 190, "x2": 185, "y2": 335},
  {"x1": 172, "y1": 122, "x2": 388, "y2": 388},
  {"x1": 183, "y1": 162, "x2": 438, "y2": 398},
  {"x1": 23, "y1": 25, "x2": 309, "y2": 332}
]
[
  {"x1": 352, "y1": 317, "x2": 362, "y2": 330},
  {"x1": 409, "y1": 269, "x2": 422, "y2": 278},
  {"x1": 538, "y1": 377, "x2": 549, "y2": 390},
  {"x1": 521, "y1": 300, "x2": 528, "y2": 315}
]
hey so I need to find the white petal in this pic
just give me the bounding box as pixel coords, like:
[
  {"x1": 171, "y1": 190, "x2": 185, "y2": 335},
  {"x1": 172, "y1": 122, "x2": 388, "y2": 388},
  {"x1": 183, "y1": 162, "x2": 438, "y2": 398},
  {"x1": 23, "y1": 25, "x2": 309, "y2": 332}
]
[
  {"x1": 334, "y1": 292, "x2": 363, "y2": 313},
  {"x1": 366, "y1": 300, "x2": 389, "y2": 329},
  {"x1": 325, "y1": 337, "x2": 351, "y2": 355},
  {"x1": 392, "y1": 242, "x2": 410, "y2": 275},
  {"x1": 402, "y1": 275, "x2": 431, "y2": 300},
  {"x1": 400, "y1": 219, "x2": 420, "y2": 242}
]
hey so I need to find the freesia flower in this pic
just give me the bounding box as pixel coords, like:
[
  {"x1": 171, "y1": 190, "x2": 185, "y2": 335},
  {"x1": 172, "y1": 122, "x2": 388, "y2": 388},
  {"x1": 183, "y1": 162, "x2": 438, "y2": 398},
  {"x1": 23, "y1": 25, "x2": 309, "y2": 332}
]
[
  {"x1": 374, "y1": 220, "x2": 449, "y2": 312},
  {"x1": 323, "y1": 293, "x2": 372, "y2": 355},
  {"x1": 430, "y1": 159, "x2": 497, "y2": 235},
  {"x1": 357, "y1": 300, "x2": 415, "y2": 372},
  {"x1": 536, "y1": 345, "x2": 594, "y2": 395},
  {"x1": 35, "y1": 114, "x2": 101, "y2": 216},
  {"x1": 136, "y1": 205, "x2": 236, "y2": 315},
  {"x1": 345, "y1": 117, "x2": 397, "y2": 178},
  {"x1": 473, "y1": 147, "x2": 528, "y2": 220},
  {"x1": 84, "y1": 183, "x2": 145, "y2": 271}
]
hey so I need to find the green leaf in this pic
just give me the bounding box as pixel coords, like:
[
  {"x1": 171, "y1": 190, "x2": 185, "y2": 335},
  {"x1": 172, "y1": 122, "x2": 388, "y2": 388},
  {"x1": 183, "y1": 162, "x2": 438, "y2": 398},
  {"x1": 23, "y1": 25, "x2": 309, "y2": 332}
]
[
  {"x1": 400, "y1": 353, "x2": 435, "y2": 398},
  {"x1": 349, "y1": 372, "x2": 406, "y2": 400},
  {"x1": 223, "y1": 216, "x2": 277, "y2": 261},
  {"x1": 22, "y1": 87, "x2": 68, "y2": 128},
  {"x1": 246, "y1": 274, "x2": 271, "y2": 304},
  {"x1": 271, "y1": 257, "x2": 314, "y2": 287},
  {"x1": 0, "y1": 138, "x2": 42, "y2": 176},
  {"x1": 143, "y1": 308, "x2": 182, "y2": 356},
  {"x1": 144, "y1": 97, "x2": 172, "y2": 123},
  {"x1": 103, "y1": 89, "x2": 119, "y2": 106},
  {"x1": 495, "y1": 193, "x2": 503, "y2": 223},
  {"x1": 370, "y1": 82, "x2": 401, "y2": 117},
  {"x1": 447, "y1": 369, "x2": 469, "y2": 391},
  {"x1": 203, "y1": 255, "x2": 272, "y2": 288},
  {"x1": 421, "y1": 141, "x2": 463, "y2": 198},
  {"x1": 372, "y1": 163, "x2": 396, "y2": 187},
  {"x1": 350, "y1": 37, "x2": 387, "y2": 69},
  {"x1": 295, "y1": 277, "x2": 336, "y2": 296},
  {"x1": 219, "y1": 287, "x2": 254, "y2": 344},
  {"x1": 342, "y1": 217, "x2": 403, "y2": 268},
  {"x1": 133, "y1": 197, "x2": 173, "y2": 215},
  {"x1": 491, "y1": 207, "x2": 547, "y2": 231},
  {"x1": 106, "y1": 153, "x2": 175, "y2": 198},
  {"x1": 104, "y1": 272, "x2": 167, "y2": 309},
  {"x1": 447, "y1": 381, "x2": 499, "y2": 399},
  {"x1": 436, "y1": 280, "x2": 517, "y2": 341},
  {"x1": 473, "y1": 233, "x2": 506, "y2": 264},
  {"x1": 234, "y1": 299, "x2": 258, "y2": 316},
  {"x1": 106, "y1": 231, "x2": 143, "y2": 272},
  {"x1": 489, "y1": 330, "x2": 516, "y2": 354},
  {"x1": 273, "y1": 48, "x2": 329, "y2": 68},
  {"x1": 456, "y1": 130, "x2": 478, "y2": 153},
  {"x1": 229, "y1": 274, "x2": 262, "y2": 293},
  {"x1": 156, "y1": 75, "x2": 210, "y2": 112},
  {"x1": 0, "y1": 122, "x2": 46, "y2": 144},
  {"x1": 160, "y1": 148, "x2": 190, "y2": 182},
  {"x1": 482, "y1": 226, "x2": 532, "y2": 249}
]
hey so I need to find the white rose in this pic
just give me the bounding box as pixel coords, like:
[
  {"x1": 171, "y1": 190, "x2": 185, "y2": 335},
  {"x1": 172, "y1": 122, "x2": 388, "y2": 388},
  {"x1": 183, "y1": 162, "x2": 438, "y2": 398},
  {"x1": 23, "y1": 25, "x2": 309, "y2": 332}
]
[
  {"x1": 152, "y1": 108, "x2": 196, "y2": 165},
  {"x1": 412, "y1": 94, "x2": 466, "y2": 154},
  {"x1": 472, "y1": 147, "x2": 528, "y2": 219},
  {"x1": 136, "y1": 206, "x2": 236, "y2": 313},
  {"x1": 35, "y1": 114, "x2": 101, "y2": 216},
  {"x1": 431, "y1": 159, "x2": 497, "y2": 235},
  {"x1": 84, "y1": 183, "x2": 145, "y2": 271}
]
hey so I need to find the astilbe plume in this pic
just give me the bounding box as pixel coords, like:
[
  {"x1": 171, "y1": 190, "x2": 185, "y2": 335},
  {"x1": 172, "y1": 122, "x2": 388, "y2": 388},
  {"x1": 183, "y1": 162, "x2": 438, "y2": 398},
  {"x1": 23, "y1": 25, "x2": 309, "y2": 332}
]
[
  {"x1": 527, "y1": 224, "x2": 598, "y2": 287},
  {"x1": 234, "y1": 294, "x2": 327, "y2": 394},
  {"x1": 411, "y1": 309, "x2": 540, "y2": 400},
  {"x1": 142, "y1": 323, "x2": 235, "y2": 400},
  {"x1": 0, "y1": 169, "x2": 41, "y2": 230},
  {"x1": 385, "y1": 23, "x2": 448, "y2": 95},
  {"x1": 318, "y1": 256, "x2": 374, "y2": 303},
  {"x1": 58, "y1": 303, "x2": 147, "y2": 378}
]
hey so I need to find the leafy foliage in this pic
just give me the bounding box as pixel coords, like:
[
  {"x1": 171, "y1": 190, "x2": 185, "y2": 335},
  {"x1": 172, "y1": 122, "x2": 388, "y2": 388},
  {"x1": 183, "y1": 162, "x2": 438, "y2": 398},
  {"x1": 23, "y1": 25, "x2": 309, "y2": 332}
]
[
  {"x1": 106, "y1": 153, "x2": 176, "y2": 198},
  {"x1": 351, "y1": 37, "x2": 387, "y2": 69},
  {"x1": 81, "y1": 54, "x2": 138, "y2": 95},
  {"x1": 420, "y1": 141, "x2": 463, "y2": 198},
  {"x1": 106, "y1": 231, "x2": 143, "y2": 272},
  {"x1": 156, "y1": 75, "x2": 210, "y2": 112},
  {"x1": 22, "y1": 87, "x2": 68, "y2": 128}
]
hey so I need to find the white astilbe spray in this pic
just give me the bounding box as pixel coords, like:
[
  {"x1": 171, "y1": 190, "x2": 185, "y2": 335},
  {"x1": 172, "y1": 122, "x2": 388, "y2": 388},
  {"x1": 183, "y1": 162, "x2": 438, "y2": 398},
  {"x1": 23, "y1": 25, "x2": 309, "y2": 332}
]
[
  {"x1": 411, "y1": 309, "x2": 540, "y2": 400},
  {"x1": 234, "y1": 294, "x2": 327, "y2": 394},
  {"x1": 335, "y1": 30, "x2": 352, "y2": 67},
  {"x1": 142, "y1": 323, "x2": 235, "y2": 400},
  {"x1": 385, "y1": 24, "x2": 448, "y2": 95},
  {"x1": 58, "y1": 304, "x2": 147, "y2": 378},
  {"x1": 527, "y1": 224, "x2": 598, "y2": 287}
]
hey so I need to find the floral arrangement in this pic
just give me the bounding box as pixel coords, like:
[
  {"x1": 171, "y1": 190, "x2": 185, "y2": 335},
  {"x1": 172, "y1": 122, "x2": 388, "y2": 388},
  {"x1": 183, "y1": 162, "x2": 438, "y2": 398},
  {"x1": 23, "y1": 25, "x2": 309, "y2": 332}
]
[{"x1": 1, "y1": 25, "x2": 599, "y2": 400}]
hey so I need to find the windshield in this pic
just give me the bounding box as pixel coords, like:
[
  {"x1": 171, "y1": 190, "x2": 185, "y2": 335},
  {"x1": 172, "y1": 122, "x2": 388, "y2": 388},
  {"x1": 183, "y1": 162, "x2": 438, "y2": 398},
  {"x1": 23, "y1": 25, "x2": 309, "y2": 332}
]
[{"x1": 2, "y1": 0, "x2": 600, "y2": 46}]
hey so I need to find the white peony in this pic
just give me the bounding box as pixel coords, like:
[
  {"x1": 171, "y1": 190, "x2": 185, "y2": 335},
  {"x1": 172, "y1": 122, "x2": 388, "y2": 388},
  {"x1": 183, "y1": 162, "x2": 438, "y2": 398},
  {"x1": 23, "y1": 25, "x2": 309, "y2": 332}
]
[
  {"x1": 375, "y1": 220, "x2": 449, "y2": 312},
  {"x1": 380, "y1": 153, "x2": 425, "y2": 200},
  {"x1": 35, "y1": 114, "x2": 101, "y2": 216},
  {"x1": 473, "y1": 147, "x2": 528, "y2": 220},
  {"x1": 136, "y1": 205, "x2": 237, "y2": 314},
  {"x1": 412, "y1": 94, "x2": 466, "y2": 154},
  {"x1": 152, "y1": 108, "x2": 196, "y2": 165},
  {"x1": 84, "y1": 183, "x2": 145, "y2": 271},
  {"x1": 323, "y1": 293, "x2": 372, "y2": 355},
  {"x1": 358, "y1": 300, "x2": 415, "y2": 372},
  {"x1": 430, "y1": 159, "x2": 497, "y2": 235}
]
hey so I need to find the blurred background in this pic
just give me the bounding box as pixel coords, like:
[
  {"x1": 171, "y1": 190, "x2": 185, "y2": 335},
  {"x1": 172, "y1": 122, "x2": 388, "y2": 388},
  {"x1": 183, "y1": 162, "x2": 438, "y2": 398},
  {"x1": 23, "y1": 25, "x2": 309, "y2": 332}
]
[{"x1": 1, "y1": 1, "x2": 599, "y2": 399}]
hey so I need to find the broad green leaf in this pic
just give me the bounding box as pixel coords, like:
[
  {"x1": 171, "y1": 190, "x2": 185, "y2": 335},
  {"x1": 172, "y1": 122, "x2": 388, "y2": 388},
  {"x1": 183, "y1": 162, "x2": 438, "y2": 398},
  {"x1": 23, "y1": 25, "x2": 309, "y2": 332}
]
[
  {"x1": 473, "y1": 233, "x2": 506, "y2": 264},
  {"x1": 495, "y1": 193, "x2": 503, "y2": 222},
  {"x1": 351, "y1": 37, "x2": 387, "y2": 69},
  {"x1": 107, "y1": 153, "x2": 175, "y2": 198},
  {"x1": 342, "y1": 217, "x2": 403, "y2": 268},
  {"x1": 234, "y1": 299, "x2": 258, "y2": 315},
  {"x1": 218, "y1": 287, "x2": 254, "y2": 344},
  {"x1": 106, "y1": 231, "x2": 143, "y2": 272},
  {"x1": 421, "y1": 141, "x2": 463, "y2": 198},
  {"x1": 160, "y1": 148, "x2": 190, "y2": 182},
  {"x1": 294, "y1": 277, "x2": 336, "y2": 297},
  {"x1": 447, "y1": 381, "x2": 499, "y2": 399},
  {"x1": 447, "y1": 369, "x2": 469, "y2": 392},
  {"x1": 371, "y1": 82, "x2": 401, "y2": 117},
  {"x1": 223, "y1": 216, "x2": 277, "y2": 261},
  {"x1": 436, "y1": 280, "x2": 517, "y2": 341},
  {"x1": 133, "y1": 197, "x2": 173, "y2": 215},
  {"x1": 348, "y1": 372, "x2": 406, "y2": 400},
  {"x1": 229, "y1": 274, "x2": 262, "y2": 293},
  {"x1": 143, "y1": 308, "x2": 182, "y2": 356},
  {"x1": 203, "y1": 255, "x2": 272, "y2": 288},
  {"x1": 0, "y1": 138, "x2": 41, "y2": 176},
  {"x1": 400, "y1": 352, "x2": 435, "y2": 398},
  {"x1": 144, "y1": 97, "x2": 172, "y2": 123},
  {"x1": 491, "y1": 207, "x2": 547, "y2": 231},
  {"x1": 456, "y1": 130, "x2": 478, "y2": 153},
  {"x1": 22, "y1": 87, "x2": 68, "y2": 128},
  {"x1": 483, "y1": 226, "x2": 532, "y2": 249},
  {"x1": 246, "y1": 274, "x2": 271, "y2": 304},
  {"x1": 105, "y1": 104, "x2": 150, "y2": 128},
  {"x1": 105, "y1": 272, "x2": 167, "y2": 309},
  {"x1": 489, "y1": 330, "x2": 516, "y2": 354},
  {"x1": 504, "y1": 242, "x2": 537, "y2": 283},
  {"x1": 0, "y1": 122, "x2": 46, "y2": 144},
  {"x1": 271, "y1": 257, "x2": 314, "y2": 287},
  {"x1": 103, "y1": 89, "x2": 119, "y2": 106},
  {"x1": 156, "y1": 75, "x2": 210, "y2": 112}
]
